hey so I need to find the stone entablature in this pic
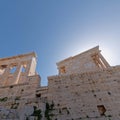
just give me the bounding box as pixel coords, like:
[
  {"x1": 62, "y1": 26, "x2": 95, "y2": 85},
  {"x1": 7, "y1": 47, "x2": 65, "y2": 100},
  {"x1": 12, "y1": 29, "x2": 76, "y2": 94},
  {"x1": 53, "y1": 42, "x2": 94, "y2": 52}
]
[
  {"x1": 0, "y1": 52, "x2": 38, "y2": 87},
  {"x1": 57, "y1": 46, "x2": 110, "y2": 75}
]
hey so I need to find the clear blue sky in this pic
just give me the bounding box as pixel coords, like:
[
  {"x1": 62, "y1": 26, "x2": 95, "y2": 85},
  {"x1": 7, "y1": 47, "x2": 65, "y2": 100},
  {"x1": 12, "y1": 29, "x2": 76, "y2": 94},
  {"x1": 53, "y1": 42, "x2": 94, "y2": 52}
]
[{"x1": 0, "y1": 0, "x2": 120, "y2": 86}]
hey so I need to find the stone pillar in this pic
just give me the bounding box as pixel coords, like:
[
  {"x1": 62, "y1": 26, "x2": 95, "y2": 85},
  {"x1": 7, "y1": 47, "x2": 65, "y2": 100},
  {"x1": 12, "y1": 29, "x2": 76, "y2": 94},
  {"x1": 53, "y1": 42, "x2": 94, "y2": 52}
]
[
  {"x1": 92, "y1": 54, "x2": 101, "y2": 69},
  {"x1": 96, "y1": 54, "x2": 106, "y2": 69},
  {"x1": 99, "y1": 53, "x2": 110, "y2": 67},
  {"x1": 25, "y1": 59, "x2": 33, "y2": 76},
  {"x1": 14, "y1": 63, "x2": 22, "y2": 84},
  {"x1": 2, "y1": 65, "x2": 10, "y2": 86},
  {"x1": 25, "y1": 58, "x2": 36, "y2": 76}
]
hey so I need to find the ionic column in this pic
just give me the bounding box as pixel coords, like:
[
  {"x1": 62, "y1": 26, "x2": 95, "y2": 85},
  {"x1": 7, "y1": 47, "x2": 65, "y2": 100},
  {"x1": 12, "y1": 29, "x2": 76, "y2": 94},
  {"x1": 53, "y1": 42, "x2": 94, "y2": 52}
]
[
  {"x1": 25, "y1": 59, "x2": 33, "y2": 76},
  {"x1": 92, "y1": 54, "x2": 101, "y2": 69},
  {"x1": 2, "y1": 65, "x2": 10, "y2": 86},
  {"x1": 96, "y1": 54, "x2": 106, "y2": 69},
  {"x1": 14, "y1": 63, "x2": 22, "y2": 84},
  {"x1": 99, "y1": 53, "x2": 110, "y2": 67},
  {"x1": 25, "y1": 58, "x2": 36, "y2": 76}
]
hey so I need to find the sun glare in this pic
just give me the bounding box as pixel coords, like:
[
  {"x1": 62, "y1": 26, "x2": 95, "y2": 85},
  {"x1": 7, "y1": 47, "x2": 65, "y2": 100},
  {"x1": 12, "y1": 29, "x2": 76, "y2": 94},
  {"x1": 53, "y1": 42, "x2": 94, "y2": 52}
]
[{"x1": 100, "y1": 46, "x2": 115, "y2": 66}]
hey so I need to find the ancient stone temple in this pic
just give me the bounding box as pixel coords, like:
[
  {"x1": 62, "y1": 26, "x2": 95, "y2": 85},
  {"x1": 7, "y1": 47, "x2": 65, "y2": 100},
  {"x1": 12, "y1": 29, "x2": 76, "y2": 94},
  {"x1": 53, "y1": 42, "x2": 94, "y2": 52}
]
[{"x1": 0, "y1": 46, "x2": 120, "y2": 120}]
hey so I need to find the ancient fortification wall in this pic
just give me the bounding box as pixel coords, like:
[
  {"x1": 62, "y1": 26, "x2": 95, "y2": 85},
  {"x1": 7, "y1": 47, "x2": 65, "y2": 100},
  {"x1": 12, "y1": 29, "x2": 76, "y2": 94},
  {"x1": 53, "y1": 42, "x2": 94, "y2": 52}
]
[{"x1": 0, "y1": 46, "x2": 119, "y2": 120}]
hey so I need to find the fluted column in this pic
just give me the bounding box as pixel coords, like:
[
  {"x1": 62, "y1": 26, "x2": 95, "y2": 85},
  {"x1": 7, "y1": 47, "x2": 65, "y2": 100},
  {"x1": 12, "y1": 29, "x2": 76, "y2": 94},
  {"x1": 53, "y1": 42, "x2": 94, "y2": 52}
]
[
  {"x1": 2, "y1": 65, "x2": 10, "y2": 86},
  {"x1": 14, "y1": 63, "x2": 22, "y2": 84},
  {"x1": 99, "y1": 53, "x2": 110, "y2": 67}
]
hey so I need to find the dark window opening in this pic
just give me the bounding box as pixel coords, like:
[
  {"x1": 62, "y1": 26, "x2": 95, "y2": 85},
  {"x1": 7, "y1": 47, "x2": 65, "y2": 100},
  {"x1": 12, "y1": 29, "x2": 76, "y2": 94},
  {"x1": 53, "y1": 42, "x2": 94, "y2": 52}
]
[
  {"x1": 36, "y1": 93, "x2": 41, "y2": 98},
  {"x1": 10, "y1": 85, "x2": 13, "y2": 88},
  {"x1": 97, "y1": 105, "x2": 106, "y2": 116},
  {"x1": 1, "y1": 65, "x2": 7, "y2": 68},
  {"x1": 60, "y1": 66, "x2": 66, "y2": 74},
  {"x1": 21, "y1": 89, "x2": 24, "y2": 92},
  {"x1": 108, "y1": 92, "x2": 111, "y2": 95}
]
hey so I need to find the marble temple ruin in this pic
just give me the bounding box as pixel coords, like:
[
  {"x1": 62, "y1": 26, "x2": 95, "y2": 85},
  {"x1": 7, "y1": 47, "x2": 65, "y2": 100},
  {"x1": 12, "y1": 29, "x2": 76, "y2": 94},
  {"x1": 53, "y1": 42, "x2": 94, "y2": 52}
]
[{"x1": 0, "y1": 46, "x2": 119, "y2": 120}]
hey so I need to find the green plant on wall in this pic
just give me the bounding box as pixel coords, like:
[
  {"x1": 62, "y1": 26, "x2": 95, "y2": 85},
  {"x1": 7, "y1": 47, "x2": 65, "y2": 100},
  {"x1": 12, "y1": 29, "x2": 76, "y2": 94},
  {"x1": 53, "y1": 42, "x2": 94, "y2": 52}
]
[
  {"x1": 50, "y1": 101, "x2": 54, "y2": 110},
  {"x1": 11, "y1": 102, "x2": 19, "y2": 109},
  {"x1": 31, "y1": 106, "x2": 42, "y2": 120},
  {"x1": 45, "y1": 101, "x2": 55, "y2": 120},
  {"x1": 25, "y1": 116, "x2": 29, "y2": 120},
  {"x1": 0, "y1": 97, "x2": 8, "y2": 102}
]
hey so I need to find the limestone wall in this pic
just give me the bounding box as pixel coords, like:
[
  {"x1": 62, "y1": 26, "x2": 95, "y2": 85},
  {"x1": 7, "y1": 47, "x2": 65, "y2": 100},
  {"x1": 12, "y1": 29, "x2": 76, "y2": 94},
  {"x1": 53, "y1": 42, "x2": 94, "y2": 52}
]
[{"x1": 47, "y1": 66, "x2": 120, "y2": 120}]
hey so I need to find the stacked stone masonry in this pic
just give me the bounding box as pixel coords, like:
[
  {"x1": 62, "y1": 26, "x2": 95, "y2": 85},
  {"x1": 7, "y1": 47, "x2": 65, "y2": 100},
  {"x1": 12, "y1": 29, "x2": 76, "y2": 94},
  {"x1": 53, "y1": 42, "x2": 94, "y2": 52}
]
[{"x1": 0, "y1": 46, "x2": 119, "y2": 120}]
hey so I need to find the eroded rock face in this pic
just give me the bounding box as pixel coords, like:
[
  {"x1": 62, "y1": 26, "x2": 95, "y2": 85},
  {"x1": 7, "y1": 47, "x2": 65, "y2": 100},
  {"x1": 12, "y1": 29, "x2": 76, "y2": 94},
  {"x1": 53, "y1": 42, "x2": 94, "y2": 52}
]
[
  {"x1": 0, "y1": 47, "x2": 120, "y2": 120},
  {"x1": 0, "y1": 105, "x2": 43, "y2": 120},
  {"x1": 0, "y1": 107, "x2": 18, "y2": 119},
  {"x1": 18, "y1": 106, "x2": 34, "y2": 120}
]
